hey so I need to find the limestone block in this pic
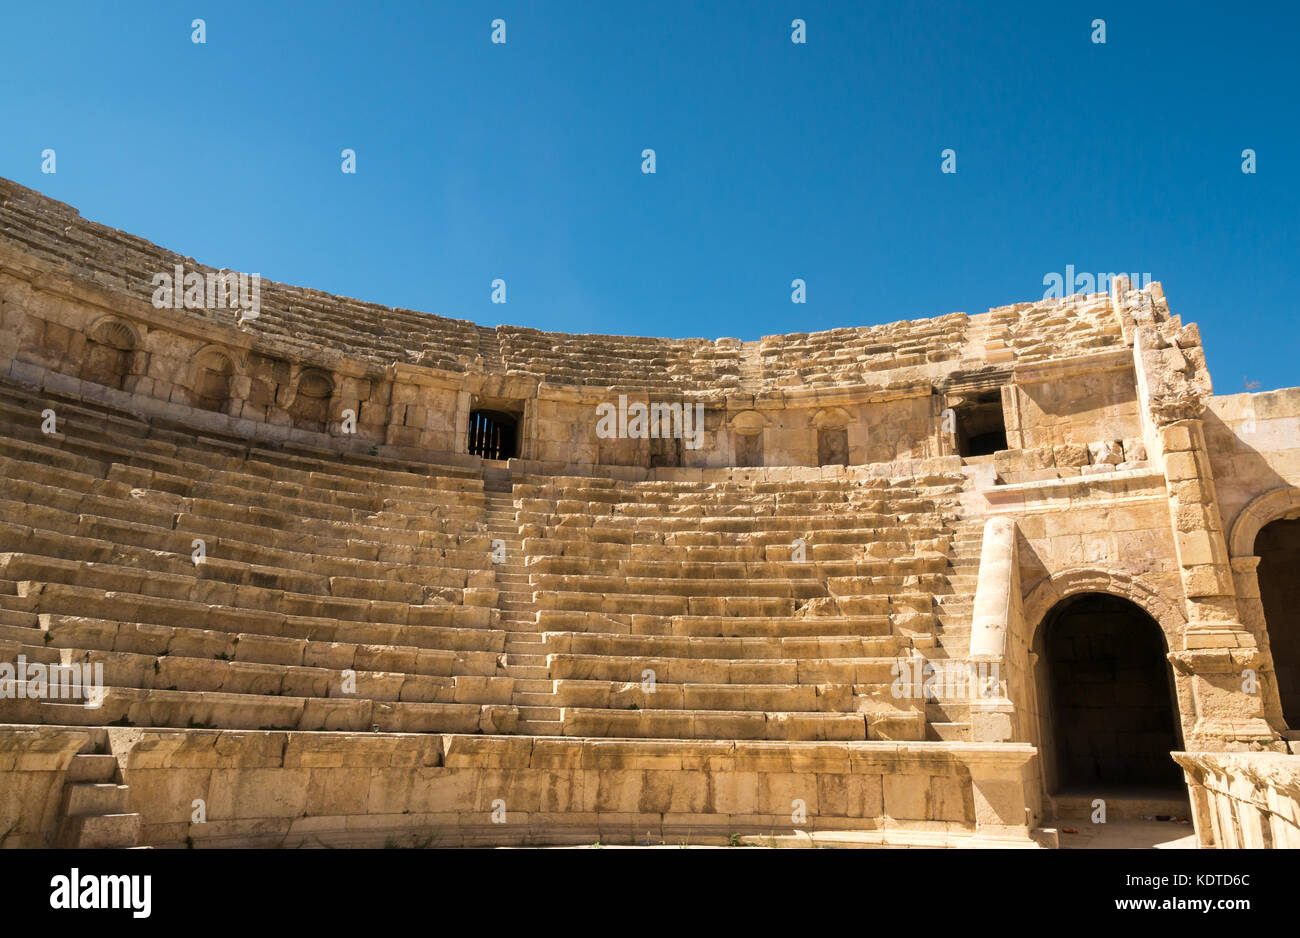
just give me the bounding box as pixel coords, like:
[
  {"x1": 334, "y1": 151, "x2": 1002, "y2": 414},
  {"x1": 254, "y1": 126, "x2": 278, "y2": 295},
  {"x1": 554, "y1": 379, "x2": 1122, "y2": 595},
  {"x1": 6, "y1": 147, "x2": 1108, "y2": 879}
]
[
  {"x1": 1052, "y1": 443, "x2": 1090, "y2": 468},
  {"x1": 1087, "y1": 440, "x2": 1124, "y2": 466}
]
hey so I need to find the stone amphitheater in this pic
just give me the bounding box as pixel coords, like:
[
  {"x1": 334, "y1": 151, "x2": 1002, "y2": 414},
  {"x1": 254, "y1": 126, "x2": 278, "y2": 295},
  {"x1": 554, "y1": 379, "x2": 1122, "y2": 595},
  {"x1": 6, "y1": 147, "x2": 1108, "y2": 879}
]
[{"x1": 0, "y1": 176, "x2": 1296, "y2": 850}]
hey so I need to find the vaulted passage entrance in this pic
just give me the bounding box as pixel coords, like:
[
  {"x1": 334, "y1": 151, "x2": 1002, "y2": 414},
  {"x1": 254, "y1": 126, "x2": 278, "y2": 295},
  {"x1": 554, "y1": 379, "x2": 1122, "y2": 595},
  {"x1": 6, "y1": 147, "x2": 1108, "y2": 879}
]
[
  {"x1": 468, "y1": 409, "x2": 518, "y2": 461},
  {"x1": 1039, "y1": 593, "x2": 1182, "y2": 791},
  {"x1": 1256, "y1": 518, "x2": 1300, "y2": 727}
]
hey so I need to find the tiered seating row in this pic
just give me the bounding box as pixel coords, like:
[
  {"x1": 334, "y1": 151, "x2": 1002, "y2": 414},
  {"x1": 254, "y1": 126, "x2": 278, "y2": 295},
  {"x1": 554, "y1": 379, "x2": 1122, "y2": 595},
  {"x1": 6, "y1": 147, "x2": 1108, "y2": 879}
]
[
  {"x1": 0, "y1": 378, "x2": 513, "y2": 733},
  {"x1": 510, "y1": 470, "x2": 972, "y2": 742}
]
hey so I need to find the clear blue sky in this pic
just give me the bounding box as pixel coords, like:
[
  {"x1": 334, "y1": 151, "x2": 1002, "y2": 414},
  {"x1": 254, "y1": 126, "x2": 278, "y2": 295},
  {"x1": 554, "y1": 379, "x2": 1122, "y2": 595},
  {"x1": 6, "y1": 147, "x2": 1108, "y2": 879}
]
[{"x1": 2, "y1": 1, "x2": 1296, "y2": 391}]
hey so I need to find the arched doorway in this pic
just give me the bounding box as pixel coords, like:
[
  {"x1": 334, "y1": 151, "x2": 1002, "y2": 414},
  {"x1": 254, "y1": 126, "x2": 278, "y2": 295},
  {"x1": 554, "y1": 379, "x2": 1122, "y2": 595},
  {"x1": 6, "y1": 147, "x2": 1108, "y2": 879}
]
[
  {"x1": 1038, "y1": 593, "x2": 1182, "y2": 793},
  {"x1": 1256, "y1": 518, "x2": 1300, "y2": 727}
]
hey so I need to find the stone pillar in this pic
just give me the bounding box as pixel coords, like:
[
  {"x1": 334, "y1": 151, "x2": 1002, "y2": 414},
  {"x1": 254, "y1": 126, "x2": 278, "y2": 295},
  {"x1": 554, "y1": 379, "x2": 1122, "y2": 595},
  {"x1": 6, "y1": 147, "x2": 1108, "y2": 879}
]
[
  {"x1": 963, "y1": 746, "x2": 1038, "y2": 845},
  {"x1": 968, "y1": 516, "x2": 1020, "y2": 743},
  {"x1": 1229, "y1": 555, "x2": 1286, "y2": 730},
  {"x1": 1001, "y1": 384, "x2": 1024, "y2": 450},
  {"x1": 454, "y1": 389, "x2": 472, "y2": 455},
  {"x1": 1160, "y1": 418, "x2": 1275, "y2": 748}
]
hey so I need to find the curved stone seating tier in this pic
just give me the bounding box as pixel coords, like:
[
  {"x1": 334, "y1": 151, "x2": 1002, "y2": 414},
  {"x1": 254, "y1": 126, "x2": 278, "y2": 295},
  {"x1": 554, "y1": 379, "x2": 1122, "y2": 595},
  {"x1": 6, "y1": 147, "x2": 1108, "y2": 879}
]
[
  {"x1": 0, "y1": 377, "x2": 516, "y2": 734},
  {"x1": 0, "y1": 369, "x2": 983, "y2": 745},
  {"x1": 502, "y1": 468, "x2": 975, "y2": 743},
  {"x1": 2, "y1": 177, "x2": 1131, "y2": 395},
  {"x1": 754, "y1": 313, "x2": 969, "y2": 388},
  {"x1": 989, "y1": 296, "x2": 1124, "y2": 364}
]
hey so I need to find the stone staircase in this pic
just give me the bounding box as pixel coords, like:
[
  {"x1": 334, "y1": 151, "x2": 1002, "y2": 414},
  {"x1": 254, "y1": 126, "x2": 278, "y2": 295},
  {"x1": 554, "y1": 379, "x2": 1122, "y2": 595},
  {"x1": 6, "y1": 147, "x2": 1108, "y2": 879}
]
[
  {"x1": 737, "y1": 340, "x2": 764, "y2": 392},
  {"x1": 476, "y1": 325, "x2": 506, "y2": 373},
  {"x1": 934, "y1": 519, "x2": 983, "y2": 655},
  {"x1": 924, "y1": 518, "x2": 985, "y2": 742},
  {"x1": 55, "y1": 729, "x2": 141, "y2": 848},
  {"x1": 485, "y1": 465, "x2": 562, "y2": 735}
]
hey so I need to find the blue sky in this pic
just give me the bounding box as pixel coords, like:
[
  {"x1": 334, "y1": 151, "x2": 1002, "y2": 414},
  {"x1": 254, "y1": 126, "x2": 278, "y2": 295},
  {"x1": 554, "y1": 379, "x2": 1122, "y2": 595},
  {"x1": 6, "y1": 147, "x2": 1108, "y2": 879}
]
[{"x1": 1, "y1": 1, "x2": 1296, "y2": 391}]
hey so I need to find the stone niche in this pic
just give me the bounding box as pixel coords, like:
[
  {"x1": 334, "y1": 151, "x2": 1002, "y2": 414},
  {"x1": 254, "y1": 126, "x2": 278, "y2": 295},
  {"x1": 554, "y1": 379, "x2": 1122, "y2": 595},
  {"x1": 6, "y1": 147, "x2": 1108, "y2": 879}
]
[
  {"x1": 79, "y1": 316, "x2": 140, "y2": 391},
  {"x1": 730, "y1": 410, "x2": 767, "y2": 467},
  {"x1": 812, "y1": 406, "x2": 853, "y2": 467},
  {"x1": 189, "y1": 346, "x2": 237, "y2": 414},
  {"x1": 287, "y1": 367, "x2": 336, "y2": 432}
]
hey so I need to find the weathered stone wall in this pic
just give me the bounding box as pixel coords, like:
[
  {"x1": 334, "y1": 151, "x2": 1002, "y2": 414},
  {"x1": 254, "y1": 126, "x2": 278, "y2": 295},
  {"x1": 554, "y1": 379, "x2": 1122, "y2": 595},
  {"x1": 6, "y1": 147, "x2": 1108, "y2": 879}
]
[
  {"x1": 1204, "y1": 389, "x2": 1300, "y2": 545},
  {"x1": 0, "y1": 727, "x2": 90, "y2": 848},
  {"x1": 0, "y1": 726, "x2": 1038, "y2": 848},
  {"x1": 0, "y1": 177, "x2": 1178, "y2": 472},
  {"x1": 1175, "y1": 751, "x2": 1300, "y2": 848}
]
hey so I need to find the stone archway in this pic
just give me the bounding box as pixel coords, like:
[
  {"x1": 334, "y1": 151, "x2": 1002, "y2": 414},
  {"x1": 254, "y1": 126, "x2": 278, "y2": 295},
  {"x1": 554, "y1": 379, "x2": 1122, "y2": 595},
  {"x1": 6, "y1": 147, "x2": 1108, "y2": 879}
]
[
  {"x1": 1023, "y1": 568, "x2": 1189, "y2": 809},
  {"x1": 1036, "y1": 593, "x2": 1184, "y2": 793},
  {"x1": 1226, "y1": 486, "x2": 1300, "y2": 730},
  {"x1": 1228, "y1": 486, "x2": 1300, "y2": 558},
  {"x1": 1255, "y1": 519, "x2": 1300, "y2": 726},
  {"x1": 1023, "y1": 567, "x2": 1187, "y2": 649}
]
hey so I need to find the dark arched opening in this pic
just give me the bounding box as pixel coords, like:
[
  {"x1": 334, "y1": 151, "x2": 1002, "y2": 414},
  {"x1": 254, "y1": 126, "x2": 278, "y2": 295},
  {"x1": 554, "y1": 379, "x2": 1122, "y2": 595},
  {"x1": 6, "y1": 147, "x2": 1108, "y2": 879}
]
[
  {"x1": 1256, "y1": 518, "x2": 1300, "y2": 727},
  {"x1": 1040, "y1": 592, "x2": 1182, "y2": 791},
  {"x1": 469, "y1": 410, "x2": 517, "y2": 461}
]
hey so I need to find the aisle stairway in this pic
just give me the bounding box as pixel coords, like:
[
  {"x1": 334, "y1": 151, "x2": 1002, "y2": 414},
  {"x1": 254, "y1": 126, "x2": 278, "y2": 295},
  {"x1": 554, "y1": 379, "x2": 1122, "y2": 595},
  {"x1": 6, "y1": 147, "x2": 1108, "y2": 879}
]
[
  {"x1": 485, "y1": 465, "x2": 562, "y2": 735},
  {"x1": 55, "y1": 730, "x2": 141, "y2": 848}
]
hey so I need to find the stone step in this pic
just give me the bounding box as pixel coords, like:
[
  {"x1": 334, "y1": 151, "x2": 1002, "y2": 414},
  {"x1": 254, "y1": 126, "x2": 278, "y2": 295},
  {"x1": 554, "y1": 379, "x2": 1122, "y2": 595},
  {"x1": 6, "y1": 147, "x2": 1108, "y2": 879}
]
[
  {"x1": 39, "y1": 701, "x2": 108, "y2": 725},
  {"x1": 513, "y1": 692, "x2": 558, "y2": 706},
  {"x1": 0, "y1": 607, "x2": 38, "y2": 628},
  {"x1": 505, "y1": 665, "x2": 550, "y2": 679},
  {"x1": 57, "y1": 812, "x2": 142, "y2": 849},
  {"x1": 517, "y1": 705, "x2": 562, "y2": 721},
  {"x1": 514, "y1": 678, "x2": 553, "y2": 693},
  {"x1": 507, "y1": 653, "x2": 546, "y2": 666},
  {"x1": 63, "y1": 782, "x2": 131, "y2": 816},
  {"x1": 68, "y1": 754, "x2": 117, "y2": 783},
  {"x1": 927, "y1": 722, "x2": 972, "y2": 742},
  {"x1": 505, "y1": 635, "x2": 544, "y2": 647},
  {"x1": 934, "y1": 597, "x2": 973, "y2": 611}
]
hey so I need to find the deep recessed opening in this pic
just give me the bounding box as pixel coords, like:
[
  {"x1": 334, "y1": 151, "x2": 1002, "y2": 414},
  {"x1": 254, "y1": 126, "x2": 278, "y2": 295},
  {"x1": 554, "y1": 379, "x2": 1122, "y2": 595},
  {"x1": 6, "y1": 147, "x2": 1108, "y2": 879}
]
[
  {"x1": 1040, "y1": 593, "x2": 1182, "y2": 791},
  {"x1": 469, "y1": 409, "x2": 518, "y2": 461},
  {"x1": 954, "y1": 389, "x2": 1008, "y2": 458},
  {"x1": 1256, "y1": 517, "x2": 1300, "y2": 727}
]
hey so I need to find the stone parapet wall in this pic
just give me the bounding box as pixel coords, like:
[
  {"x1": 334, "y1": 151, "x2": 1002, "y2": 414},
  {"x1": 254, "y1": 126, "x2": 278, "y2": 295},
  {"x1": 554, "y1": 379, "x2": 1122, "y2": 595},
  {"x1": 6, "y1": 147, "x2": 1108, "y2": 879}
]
[
  {"x1": 1174, "y1": 751, "x2": 1300, "y2": 848},
  {"x1": 0, "y1": 725, "x2": 1039, "y2": 848}
]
